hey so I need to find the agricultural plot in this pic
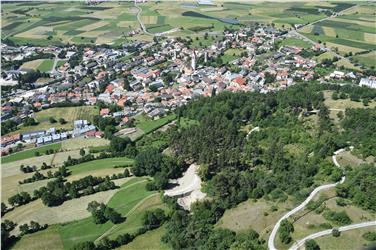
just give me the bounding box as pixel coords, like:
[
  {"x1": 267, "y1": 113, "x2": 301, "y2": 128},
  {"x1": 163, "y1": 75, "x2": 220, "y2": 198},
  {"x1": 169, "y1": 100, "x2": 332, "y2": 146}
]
[
  {"x1": 299, "y1": 3, "x2": 376, "y2": 56},
  {"x1": 3, "y1": 1, "x2": 361, "y2": 45},
  {"x1": 1, "y1": 1, "x2": 138, "y2": 45}
]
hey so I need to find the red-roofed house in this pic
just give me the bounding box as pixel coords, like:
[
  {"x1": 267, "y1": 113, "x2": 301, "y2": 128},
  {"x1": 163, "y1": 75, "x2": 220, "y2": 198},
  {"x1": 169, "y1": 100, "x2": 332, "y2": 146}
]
[
  {"x1": 100, "y1": 108, "x2": 110, "y2": 116},
  {"x1": 232, "y1": 76, "x2": 246, "y2": 86}
]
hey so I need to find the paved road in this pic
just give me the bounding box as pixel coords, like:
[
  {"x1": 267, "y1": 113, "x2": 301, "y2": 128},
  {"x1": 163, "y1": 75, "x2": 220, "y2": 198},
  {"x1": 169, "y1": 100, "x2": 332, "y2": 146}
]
[
  {"x1": 267, "y1": 149, "x2": 346, "y2": 250},
  {"x1": 290, "y1": 221, "x2": 376, "y2": 250}
]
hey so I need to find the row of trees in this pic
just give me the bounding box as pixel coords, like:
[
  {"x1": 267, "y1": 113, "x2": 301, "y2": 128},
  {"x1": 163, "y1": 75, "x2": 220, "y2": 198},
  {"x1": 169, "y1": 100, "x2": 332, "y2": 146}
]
[
  {"x1": 33, "y1": 175, "x2": 117, "y2": 207},
  {"x1": 19, "y1": 166, "x2": 69, "y2": 184}
]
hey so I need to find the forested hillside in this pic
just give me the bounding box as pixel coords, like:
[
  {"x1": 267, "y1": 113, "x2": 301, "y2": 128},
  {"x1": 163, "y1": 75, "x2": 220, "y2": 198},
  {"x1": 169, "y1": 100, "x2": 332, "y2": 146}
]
[{"x1": 162, "y1": 83, "x2": 376, "y2": 249}]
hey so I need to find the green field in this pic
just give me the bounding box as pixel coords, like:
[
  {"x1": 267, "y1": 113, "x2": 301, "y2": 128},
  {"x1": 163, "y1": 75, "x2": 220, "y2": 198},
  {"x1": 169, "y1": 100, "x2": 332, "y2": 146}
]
[
  {"x1": 37, "y1": 59, "x2": 54, "y2": 72},
  {"x1": 118, "y1": 226, "x2": 170, "y2": 250},
  {"x1": 280, "y1": 37, "x2": 312, "y2": 49},
  {"x1": 1, "y1": 143, "x2": 62, "y2": 164},
  {"x1": 135, "y1": 114, "x2": 176, "y2": 134},
  {"x1": 58, "y1": 177, "x2": 161, "y2": 249},
  {"x1": 68, "y1": 157, "x2": 134, "y2": 175}
]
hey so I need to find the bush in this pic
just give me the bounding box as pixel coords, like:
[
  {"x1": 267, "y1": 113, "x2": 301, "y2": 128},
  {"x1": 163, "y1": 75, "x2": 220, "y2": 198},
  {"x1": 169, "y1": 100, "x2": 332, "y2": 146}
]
[
  {"x1": 362, "y1": 231, "x2": 376, "y2": 241},
  {"x1": 305, "y1": 239, "x2": 320, "y2": 250},
  {"x1": 332, "y1": 228, "x2": 340, "y2": 237}
]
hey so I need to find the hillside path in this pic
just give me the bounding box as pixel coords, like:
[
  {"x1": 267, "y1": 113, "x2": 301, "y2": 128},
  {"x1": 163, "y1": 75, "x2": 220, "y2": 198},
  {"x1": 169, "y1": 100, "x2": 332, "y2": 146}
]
[{"x1": 267, "y1": 148, "x2": 345, "y2": 250}]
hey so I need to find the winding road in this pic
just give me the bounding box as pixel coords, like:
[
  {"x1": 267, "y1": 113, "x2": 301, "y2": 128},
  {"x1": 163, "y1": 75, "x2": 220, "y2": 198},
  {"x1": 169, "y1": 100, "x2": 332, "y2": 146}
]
[
  {"x1": 268, "y1": 149, "x2": 348, "y2": 250},
  {"x1": 290, "y1": 221, "x2": 376, "y2": 250}
]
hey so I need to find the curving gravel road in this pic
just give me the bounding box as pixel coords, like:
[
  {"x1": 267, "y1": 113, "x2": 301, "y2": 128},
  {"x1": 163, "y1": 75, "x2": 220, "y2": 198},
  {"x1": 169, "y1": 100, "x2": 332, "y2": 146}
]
[
  {"x1": 290, "y1": 221, "x2": 376, "y2": 250},
  {"x1": 268, "y1": 149, "x2": 345, "y2": 250}
]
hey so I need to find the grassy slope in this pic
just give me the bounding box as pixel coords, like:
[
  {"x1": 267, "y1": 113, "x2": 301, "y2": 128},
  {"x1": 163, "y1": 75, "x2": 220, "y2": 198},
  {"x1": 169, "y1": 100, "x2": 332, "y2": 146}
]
[
  {"x1": 117, "y1": 226, "x2": 170, "y2": 250},
  {"x1": 58, "y1": 177, "x2": 156, "y2": 249},
  {"x1": 135, "y1": 114, "x2": 176, "y2": 134},
  {"x1": 1, "y1": 143, "x2": 62, "y2": 164},
  {"x1": 12, "y1": 225, "x2": 64, "y2": 250},
  {"x1": 68, "y1": 157, "x2": 134, "y2": 175}
]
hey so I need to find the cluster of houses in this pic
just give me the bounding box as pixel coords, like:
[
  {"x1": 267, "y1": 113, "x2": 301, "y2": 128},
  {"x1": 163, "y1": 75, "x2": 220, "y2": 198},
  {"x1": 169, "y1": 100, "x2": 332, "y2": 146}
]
[{"x1": 1, "y1": 24, "x2": 376, "y2": 155}]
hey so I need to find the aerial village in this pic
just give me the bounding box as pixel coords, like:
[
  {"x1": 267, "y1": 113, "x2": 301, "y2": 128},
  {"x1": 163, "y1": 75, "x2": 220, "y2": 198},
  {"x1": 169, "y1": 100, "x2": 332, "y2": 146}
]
[{"x1": 1, "y1": 25, "x2": 375, "y2": 155}]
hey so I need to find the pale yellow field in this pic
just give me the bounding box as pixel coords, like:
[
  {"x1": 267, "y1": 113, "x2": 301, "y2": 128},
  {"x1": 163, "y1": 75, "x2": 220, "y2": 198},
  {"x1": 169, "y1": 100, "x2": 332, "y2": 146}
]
[
  {"x1": 12, "y1": 225, "x2": 64, "y2": 250},
  {"x1": 20, "y1": 59, "x2": 44, "y2": 70},
  {"x1": 80, "y1": 30, "x2": 108, "y2": 38},
  {"x1": 201, "y1": 7, "x2": 225, "y2": 12},
  {"x1": 314, "y1": 227, "x2": 376, "y2": 250},
  {"x1": 342, "y1": 5, "x2": 376, "y2": 14},
  {"x1": 117, "y1": 21, "x2": 135, "y2": 28},
  {"x1": 78, "y1": 21, "x2": 109, "y2": 31},
  {"x1": 300, "y1": 25, "x2": 313, "y2": 33},
  {"x1": 141, "y1": 16, "x2": 158, "y2": 25},
  {"x1": 326, "y1": 42, "x2": 365, "y2": 54},
  {"x1": 82, "y1": 7, "x2": 123, "y2": 19},
  {"x1": 50, "y1": 149, "x2": 81, "y2": 167},
  {"x1": 217, "y1": 198, "x2": 296, "y2": 238},
  {"x1": 15, "y1": 26, "x2": 52, "y2": 39},
  {"x1": 2, "y1": 154, "x2": 54, "y2": 178},
  {"x1": 363, "y1": 33, "x2": 376, "y2": 43},
  {"x1": 335, "y1": 58, "x2": 362, "y2": 71},
  {"x1": 96, "y1": 36, "x2": 117, "y2": 45},
  {"x1": 322, "y1": 26, "x2": 336, "y2": 37},
  {"x1": 3, "y1": 178, "x2": 130, "y2": 227},
  {"x1": 61, "y1": 137, "x2": 109, "y2": 151}
]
